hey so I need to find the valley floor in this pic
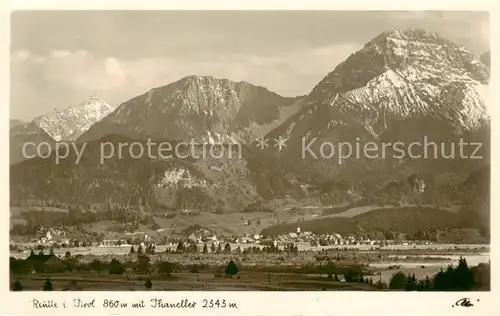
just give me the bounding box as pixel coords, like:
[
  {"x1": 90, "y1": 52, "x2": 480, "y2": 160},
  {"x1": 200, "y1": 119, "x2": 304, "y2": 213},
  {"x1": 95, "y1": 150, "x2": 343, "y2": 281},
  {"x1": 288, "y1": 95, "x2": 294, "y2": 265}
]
[
  {"x1": 13, "y1": 272, "x2": 378, "y2": 291},
  {"x1": 10, "y1": 245, "x2": 490, "y2": 291}
]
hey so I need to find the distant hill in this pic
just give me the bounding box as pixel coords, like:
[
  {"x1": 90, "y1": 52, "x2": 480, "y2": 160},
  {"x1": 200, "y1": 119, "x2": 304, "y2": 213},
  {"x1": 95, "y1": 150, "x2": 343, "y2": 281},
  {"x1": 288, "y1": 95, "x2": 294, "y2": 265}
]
[
  {"x1": 261, "y1": 205, "x2": 483, "y2": 240},
  {"x1": 10, "y1": 121, "x2": 56, "y2": 165},
  {"x1": 10, "y1": 134, "x2": 304, "y2": 214}
]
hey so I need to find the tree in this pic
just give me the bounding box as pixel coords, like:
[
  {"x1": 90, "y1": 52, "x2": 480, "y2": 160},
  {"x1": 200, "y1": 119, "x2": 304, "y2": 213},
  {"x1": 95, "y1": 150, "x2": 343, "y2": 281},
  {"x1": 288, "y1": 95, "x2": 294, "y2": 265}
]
[
  {"x1": 30, "y1": 249, "x2": 35, "y2": 256},
  {"x1": 176, "y1": 242, "x2": 185, "y2": 253},
  {"x1": 136, "y1": 255, "x2": 151, "y2": 274},
  {"x1": 90, "y1": 259, "x2": 103, "y2": 275},
  {"x1": 202, "y1": 244, "x2": 208, "y2": 254},
  {"x1": 389, "y1": 272, "x2": 407, "y2": 290},
  {"x1": 455, "y1": 257, "x2": 475, "y2": 290},
  {"x1": 235, "y1": 246, "x2": 242, "y2": 254},
  {"x1": 224, "y1": 242, "x2": 232, "y2": 253},
  {"x1": 130, "y1": 246, "x2": 135, "y2": 254},
  {"x1": 12, "y1": 280, "x2": 23, "y2": 291},
  {"x1": 43, "y1": 278, "x2": 53, "y2": 291},
  {"x1": 145, "y1": 278, "x2": 152, "y2": 290},
  {"x1": 424, "y1": 276, "x2": 432, "y2": 290},
  {"x1": 109, "y1": 259, "x2": 124, "y2": 275},
  {"x1": 216, "y1": 244, "x2": 222, "y2": 254},
  {"x1": 344, "y1": 268, "x2": 363, "y2": 283},
  {"x1": 433, "y1": 269, "x2": 448, "y2": 290},
  {"x1": 65, "y1": 251, "x2": 71, "y2": 259},
  {"x1": 225, "y1": 260, "x2": 238, "y2": 277},
  {"x1": 210, "y1": 243, "x2": 216, "y2": 253},
  {"x1": 405, "y1": 273, "x2": 418, "y2": 291}
]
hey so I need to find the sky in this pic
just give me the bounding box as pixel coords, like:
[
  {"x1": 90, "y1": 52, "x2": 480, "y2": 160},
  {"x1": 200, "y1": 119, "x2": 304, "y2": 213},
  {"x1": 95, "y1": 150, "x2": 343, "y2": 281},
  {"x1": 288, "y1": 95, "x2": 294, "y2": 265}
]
[{"x1": 10, "y1": 11, "x2": 489, "y2": 120}]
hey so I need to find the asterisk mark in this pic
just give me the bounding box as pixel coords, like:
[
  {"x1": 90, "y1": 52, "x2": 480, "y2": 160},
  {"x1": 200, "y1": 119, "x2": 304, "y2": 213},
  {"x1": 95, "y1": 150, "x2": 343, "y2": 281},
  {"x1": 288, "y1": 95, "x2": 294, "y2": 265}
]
[
  {"x1": 255, "y1": 137, "x2": 269, "y2": 150},
  {"x1": 273, "y1": 136, "x2": 287, "y2": 152}
]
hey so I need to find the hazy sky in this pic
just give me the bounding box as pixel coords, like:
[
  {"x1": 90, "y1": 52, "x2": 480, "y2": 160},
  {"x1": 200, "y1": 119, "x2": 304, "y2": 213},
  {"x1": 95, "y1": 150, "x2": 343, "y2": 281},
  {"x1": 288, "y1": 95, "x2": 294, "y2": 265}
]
[{"x1": 10, "y1": 11, "x2": 489, "y2": 120}]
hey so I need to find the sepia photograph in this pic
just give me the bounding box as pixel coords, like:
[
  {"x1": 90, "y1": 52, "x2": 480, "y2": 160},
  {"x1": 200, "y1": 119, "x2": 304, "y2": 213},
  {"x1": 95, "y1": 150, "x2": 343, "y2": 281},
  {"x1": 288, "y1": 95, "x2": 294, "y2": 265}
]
[{"x1": 8, "y1": 10, "x2": 491, "y2": 294}]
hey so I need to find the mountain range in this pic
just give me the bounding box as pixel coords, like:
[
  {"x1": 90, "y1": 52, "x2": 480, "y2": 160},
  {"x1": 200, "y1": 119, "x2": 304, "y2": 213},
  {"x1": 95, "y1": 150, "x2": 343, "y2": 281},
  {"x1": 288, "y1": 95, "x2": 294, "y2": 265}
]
[
  {"x1": 78, "y1": 76, "x2": 304, "y2": 144},
  {"x1": 10, "y1": 28, "x2": 491, "y2": 237}
]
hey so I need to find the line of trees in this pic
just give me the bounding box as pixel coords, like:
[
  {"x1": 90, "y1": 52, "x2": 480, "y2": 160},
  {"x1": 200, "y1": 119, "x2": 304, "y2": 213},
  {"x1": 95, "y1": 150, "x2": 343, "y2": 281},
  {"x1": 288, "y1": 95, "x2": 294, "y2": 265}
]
[
  {"x1": 164, "y1": 242, "x2": 298, "y2": 255},
  {"x1": 387, "y1": 257, "x2": 490, "y2": 291}
]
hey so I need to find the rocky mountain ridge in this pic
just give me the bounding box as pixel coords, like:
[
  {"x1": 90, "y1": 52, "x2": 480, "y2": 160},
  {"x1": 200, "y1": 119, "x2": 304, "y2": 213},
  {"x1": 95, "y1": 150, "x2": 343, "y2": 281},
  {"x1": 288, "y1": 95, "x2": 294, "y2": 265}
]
[
  {"x1": 78, "y1": 76, "x2": 303, "y2": 144},
  {"x1": 34, "y1": 96, "x2": 115, "y2": 141}
]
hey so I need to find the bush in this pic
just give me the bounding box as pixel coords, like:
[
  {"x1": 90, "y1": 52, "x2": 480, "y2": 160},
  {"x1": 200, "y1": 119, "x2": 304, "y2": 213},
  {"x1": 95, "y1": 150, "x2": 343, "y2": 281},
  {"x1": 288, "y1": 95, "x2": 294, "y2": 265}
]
[
  {"x1": 145, "y1": 278, "x2": 152, "y2": 290},
  {"x1": 389, "y1": 272, "x2": 407, "y2": 289},
  {"x1": 344, "y1": 268, "x2": 363, "y2": 283},
  {"x1": 225, "y1": 260, "x2": 238, "y2": 277},
  {"x1": 43, "y1": 278, "x2": 53, "y2": 291},
  {"x1": 109, "y1": 259, "x2": 124, "y2": 275},
  {"x1": 90, "y1": 259, "x2": 103, "y2": 274}
]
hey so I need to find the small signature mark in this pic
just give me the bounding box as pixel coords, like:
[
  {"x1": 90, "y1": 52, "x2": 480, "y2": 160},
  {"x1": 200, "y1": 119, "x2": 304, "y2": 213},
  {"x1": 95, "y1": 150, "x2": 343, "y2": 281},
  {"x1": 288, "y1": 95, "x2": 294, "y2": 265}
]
[{"x1": 452, "y1": 297, "x2": 479, "y2": 308}]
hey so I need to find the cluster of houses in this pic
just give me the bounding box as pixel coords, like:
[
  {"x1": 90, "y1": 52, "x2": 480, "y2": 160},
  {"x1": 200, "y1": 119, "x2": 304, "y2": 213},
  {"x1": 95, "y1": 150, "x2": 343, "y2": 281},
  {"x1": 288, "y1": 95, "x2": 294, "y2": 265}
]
[{"x1": 15, "y1": 225, "x2": 433, "y2": 254}]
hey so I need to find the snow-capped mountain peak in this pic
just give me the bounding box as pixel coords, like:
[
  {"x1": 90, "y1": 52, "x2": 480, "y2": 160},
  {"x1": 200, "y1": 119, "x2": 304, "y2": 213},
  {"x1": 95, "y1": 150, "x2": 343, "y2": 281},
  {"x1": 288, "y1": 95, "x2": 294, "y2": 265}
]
[
  {"x1": 34, "y1": 96, "x2": 116, "y2": 141},
  {"x1": 303, "y1": 28, "x2": 489, "y2": 132}
]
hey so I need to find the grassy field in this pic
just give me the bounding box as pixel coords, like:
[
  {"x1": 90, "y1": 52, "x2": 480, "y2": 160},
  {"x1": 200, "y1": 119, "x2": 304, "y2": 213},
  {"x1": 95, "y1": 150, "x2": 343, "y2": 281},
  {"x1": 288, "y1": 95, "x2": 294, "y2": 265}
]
[
  {"x1": 10, "y1": 245, "x2": 489, "y2": 291},
  {"x1": 12, "y1": 271, "x2": 377, "y2": 291}
]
